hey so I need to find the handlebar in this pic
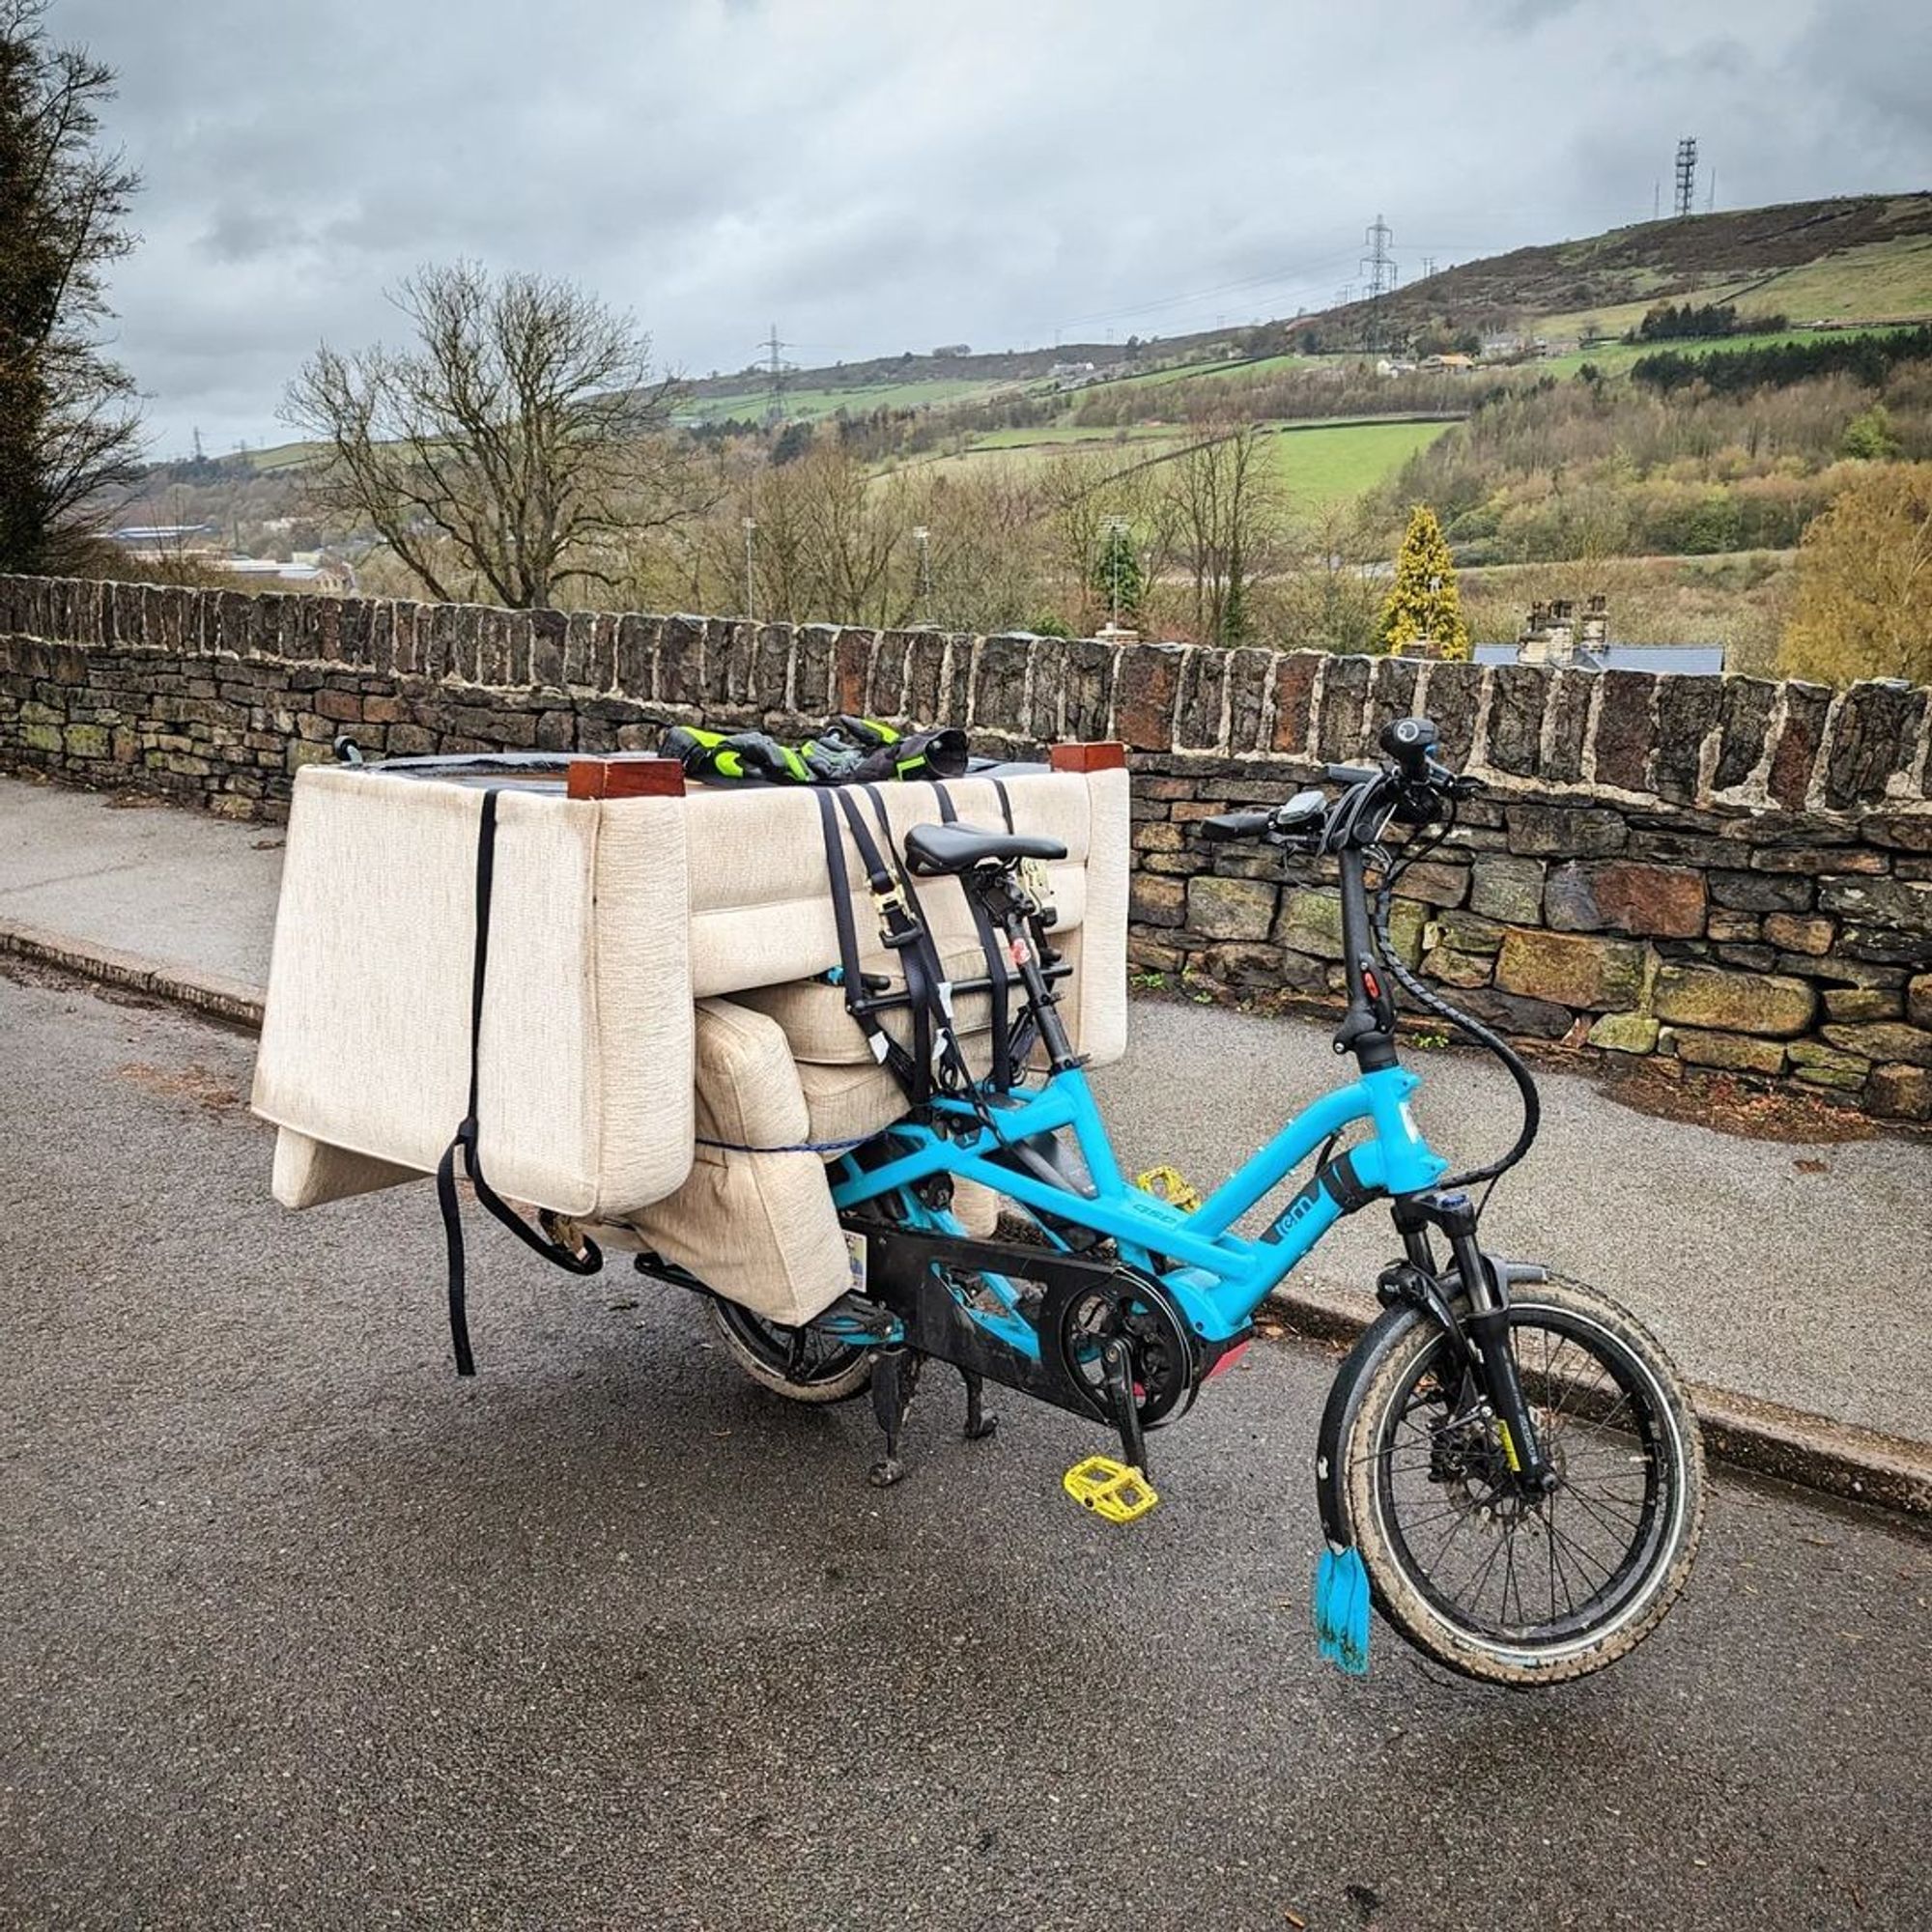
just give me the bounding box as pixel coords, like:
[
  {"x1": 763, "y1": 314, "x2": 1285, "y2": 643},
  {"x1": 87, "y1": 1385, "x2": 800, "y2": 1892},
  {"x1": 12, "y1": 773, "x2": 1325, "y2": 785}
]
[{"x1": 1198, "y1": 718, "x2": 1479, "y2": 853}]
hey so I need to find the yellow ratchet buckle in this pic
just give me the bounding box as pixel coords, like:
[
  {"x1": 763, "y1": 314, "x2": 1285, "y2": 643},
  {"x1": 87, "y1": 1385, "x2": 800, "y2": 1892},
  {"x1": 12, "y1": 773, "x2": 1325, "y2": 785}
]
[{"x1": 1063, "y1": 1456, "x2": 1159, "y2": 1524}]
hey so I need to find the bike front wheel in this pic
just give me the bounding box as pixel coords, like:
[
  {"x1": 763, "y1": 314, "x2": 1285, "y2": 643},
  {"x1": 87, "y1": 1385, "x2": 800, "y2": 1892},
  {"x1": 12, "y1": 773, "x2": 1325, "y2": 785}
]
[{"x1": 1317, "y1": 1276, "x2": 1703, "y2": 1686}]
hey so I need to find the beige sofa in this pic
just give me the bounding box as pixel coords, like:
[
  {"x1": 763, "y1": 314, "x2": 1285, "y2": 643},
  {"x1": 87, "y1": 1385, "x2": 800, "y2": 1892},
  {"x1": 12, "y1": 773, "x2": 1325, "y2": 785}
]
[{"x1": 253, "y1": 754, "x2": 1128, "y2": 1324}]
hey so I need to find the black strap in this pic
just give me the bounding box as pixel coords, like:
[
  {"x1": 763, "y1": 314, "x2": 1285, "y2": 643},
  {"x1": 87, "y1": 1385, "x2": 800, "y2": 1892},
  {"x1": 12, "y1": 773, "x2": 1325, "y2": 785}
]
[
  {"x1": 932, "y1": 781, "x2": 1014, "y2": 1093},
  {"x1": 858, "y1": 782, "x2": 985, "y2": 1100},
  {"x1": 815, "y1": 787, "x2": 925, "y2": 1103},
  {"x1": 437, "y1": 787, "x2": 602, "y2": 1378},
  {"x1": 845, "y1": 787, "x2": 941, "y2": 1101},
  {"x1": 989, "y1": 777, "x2": 1015, "y2": 833}
]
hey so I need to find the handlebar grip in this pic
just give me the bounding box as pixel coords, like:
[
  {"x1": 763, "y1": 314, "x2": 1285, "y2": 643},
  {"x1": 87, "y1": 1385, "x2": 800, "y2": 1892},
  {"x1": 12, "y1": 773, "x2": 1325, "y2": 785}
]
[{"x1": 1200, "y1": 810, "x2": 1276, "y2": 843}]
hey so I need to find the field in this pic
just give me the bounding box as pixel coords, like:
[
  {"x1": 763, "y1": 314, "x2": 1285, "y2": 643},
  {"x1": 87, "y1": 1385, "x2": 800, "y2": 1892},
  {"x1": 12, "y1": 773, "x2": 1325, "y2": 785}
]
[
  {"x1": 900, "y1": 413, "x2": 1453, "y2": 515},
  {"x1": 678, "y1": 376, "x2": 1014, "y2": 425},
  {"x1": 1264, "y1": 418, "x2": 1454, "y2": 504}
]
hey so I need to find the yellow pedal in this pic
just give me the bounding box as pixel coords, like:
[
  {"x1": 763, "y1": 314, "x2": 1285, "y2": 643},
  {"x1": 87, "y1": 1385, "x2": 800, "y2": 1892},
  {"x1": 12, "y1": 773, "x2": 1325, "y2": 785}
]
[
  {"x1": 1063, "y1": 1455, "x2": 1159, "y2": 1524},
  {"x1": 1134, "y1": 1164, "x2": 1202, "y2": 1213}
]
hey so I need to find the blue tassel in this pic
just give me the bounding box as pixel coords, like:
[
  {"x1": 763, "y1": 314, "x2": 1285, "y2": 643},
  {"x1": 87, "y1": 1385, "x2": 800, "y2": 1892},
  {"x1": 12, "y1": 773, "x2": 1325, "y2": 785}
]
[{"x1": 1314, "y1": 1546, "x2": 1371, "y2": 1675}]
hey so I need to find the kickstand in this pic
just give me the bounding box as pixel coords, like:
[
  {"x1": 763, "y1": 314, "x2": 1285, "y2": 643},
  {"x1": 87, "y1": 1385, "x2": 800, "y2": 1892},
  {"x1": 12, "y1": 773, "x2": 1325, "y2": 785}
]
[
  {"x1": 961, "y1": 1367, "x2": 998, "y2": 1442},
  {"x1": 868, "y1": 1345, "x2": 923, "y2": 1488},
  {"x1": 1097, "y1": 1336, "x2": 1149, "y2": 1479}
]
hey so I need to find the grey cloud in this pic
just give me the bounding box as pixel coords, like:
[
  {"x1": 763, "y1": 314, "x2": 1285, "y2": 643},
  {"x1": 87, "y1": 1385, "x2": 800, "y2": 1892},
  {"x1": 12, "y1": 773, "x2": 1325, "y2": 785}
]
[{"x1": 46, "y1": 0, "x2": 1932, "y2": 457}]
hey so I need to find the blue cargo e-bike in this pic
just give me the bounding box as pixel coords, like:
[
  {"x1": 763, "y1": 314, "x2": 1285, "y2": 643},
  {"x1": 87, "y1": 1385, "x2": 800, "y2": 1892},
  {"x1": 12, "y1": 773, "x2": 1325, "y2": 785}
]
[{"x1": 687, "y1": 717, "x2": 1705, "y2": 1686}]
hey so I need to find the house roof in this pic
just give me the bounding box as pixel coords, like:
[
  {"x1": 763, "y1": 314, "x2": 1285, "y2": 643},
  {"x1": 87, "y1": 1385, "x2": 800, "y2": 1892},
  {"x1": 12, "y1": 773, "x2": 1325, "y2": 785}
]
[{"x1": 1471, "y1": 642, "x2": 1725, "y2": 675}]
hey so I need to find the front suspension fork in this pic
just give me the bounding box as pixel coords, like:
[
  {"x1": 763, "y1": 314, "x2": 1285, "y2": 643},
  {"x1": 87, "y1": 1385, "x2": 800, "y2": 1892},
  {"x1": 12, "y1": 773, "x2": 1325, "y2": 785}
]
[{"x1": 1392, "y1": 1192, "x2": 1556, "y2": 1496}]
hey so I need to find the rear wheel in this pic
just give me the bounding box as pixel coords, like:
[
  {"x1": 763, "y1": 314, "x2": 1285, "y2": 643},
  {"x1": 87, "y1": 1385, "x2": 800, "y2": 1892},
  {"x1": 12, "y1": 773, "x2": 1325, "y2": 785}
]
[
  {"x1": 707, "y1": 1296, "x2": 873, "y2": 1405},
  {"x1": 1318, "y1": 1276, "x2": 1703, "y2": 1686}
]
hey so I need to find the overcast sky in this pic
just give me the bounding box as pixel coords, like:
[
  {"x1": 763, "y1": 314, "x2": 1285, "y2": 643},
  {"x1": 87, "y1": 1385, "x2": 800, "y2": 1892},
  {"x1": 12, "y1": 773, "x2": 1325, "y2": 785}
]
[{"x1": 55, "y1": 0, "x2": 1932, "y2": 459}]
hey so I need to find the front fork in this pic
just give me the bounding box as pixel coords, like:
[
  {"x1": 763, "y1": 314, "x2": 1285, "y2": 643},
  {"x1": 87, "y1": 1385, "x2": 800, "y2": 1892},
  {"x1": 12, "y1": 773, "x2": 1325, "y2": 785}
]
[{"x1": 1384, "y1": 1192, "x2": 1557, "y2": 1497}]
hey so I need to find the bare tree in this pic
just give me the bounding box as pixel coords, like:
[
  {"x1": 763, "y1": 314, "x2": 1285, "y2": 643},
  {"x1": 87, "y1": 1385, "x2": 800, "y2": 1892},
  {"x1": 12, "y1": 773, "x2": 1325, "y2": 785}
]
[
  {"x1": 1160, "y1": 425, "x2": 1285, "y2": 643},
  {"x1": 0, "y1": 0, "x2": 144, "y2": 575},
  {"x1": 284, "y1": 262, "x2": 696, "y2": 608}
]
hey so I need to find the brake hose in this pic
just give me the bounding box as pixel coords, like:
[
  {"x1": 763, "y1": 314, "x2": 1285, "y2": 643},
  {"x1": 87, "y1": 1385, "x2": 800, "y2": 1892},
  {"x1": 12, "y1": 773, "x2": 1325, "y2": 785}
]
[{"x1": 1367, "y1": 806, "x2": 1542, "y2": 1201}]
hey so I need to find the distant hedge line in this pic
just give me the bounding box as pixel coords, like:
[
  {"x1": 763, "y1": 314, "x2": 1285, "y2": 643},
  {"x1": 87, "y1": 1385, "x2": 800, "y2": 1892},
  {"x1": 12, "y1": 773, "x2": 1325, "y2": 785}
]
[{"x1": 1632, "y1": 326, "x2": 1932, "y2": 396}]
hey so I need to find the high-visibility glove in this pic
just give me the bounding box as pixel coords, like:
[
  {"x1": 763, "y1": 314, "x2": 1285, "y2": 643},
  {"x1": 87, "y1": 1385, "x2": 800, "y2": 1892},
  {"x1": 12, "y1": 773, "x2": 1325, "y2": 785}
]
[
  {"x1": 848, "y1": 725, "x2": 969, "y2": 784},
  {"x1": 661, "y1": 724, "x2": 811, "y2": 784},
  {"x1": 834, "y1": 715, "x2": 902, "y2": 751}
]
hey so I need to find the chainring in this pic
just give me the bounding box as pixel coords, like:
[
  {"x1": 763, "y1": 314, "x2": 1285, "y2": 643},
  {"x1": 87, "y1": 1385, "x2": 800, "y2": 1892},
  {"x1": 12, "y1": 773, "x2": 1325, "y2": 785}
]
[{"x1": 1054, "y1": 1269, "x2": 1202, "y2": 1428}]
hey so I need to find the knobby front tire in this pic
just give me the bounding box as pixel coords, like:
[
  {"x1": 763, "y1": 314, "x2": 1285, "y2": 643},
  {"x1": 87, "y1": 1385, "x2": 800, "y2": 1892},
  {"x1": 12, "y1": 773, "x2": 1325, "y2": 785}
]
[{"x1": 1317, "y1": 1276, "x2": 1704, "y2": 1687}]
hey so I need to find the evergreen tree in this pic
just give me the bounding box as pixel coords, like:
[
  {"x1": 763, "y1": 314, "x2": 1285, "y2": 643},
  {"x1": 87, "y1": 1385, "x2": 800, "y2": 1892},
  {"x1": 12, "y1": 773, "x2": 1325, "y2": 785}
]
[
  {"x1": 1378, "y1": 505, "x2": 1468, "y2": 659},
  {"x1": 0, "y1": 3, "x2": 143, "y2": 574},
  {"x1": 1090, "y1": 518, "x2": 1145, "y2": 626}
]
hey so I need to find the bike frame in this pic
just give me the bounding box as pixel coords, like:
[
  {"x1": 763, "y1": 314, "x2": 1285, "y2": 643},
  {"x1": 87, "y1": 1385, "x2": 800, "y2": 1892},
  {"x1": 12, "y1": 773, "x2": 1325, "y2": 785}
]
[{"x1": 831, "y1": 1056, "x2": 1448, "y2": 1360}]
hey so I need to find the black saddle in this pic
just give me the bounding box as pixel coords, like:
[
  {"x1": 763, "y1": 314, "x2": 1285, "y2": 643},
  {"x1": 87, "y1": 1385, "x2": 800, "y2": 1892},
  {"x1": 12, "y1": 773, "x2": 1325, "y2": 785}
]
[{"x1": 902, "y1": 821, "x2": 1067, "y2": 877}]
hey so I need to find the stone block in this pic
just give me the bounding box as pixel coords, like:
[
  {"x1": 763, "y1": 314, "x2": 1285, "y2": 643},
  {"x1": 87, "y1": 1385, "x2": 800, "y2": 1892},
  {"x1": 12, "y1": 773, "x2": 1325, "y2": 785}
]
[
  {"x1": 1706, "y1": 910, "x2": 1761, "y2": 944},
  {"x1": 1817, "y1": 876, "x2": 1932, "y2": 934},
  {"x1": 1196, "y1": 943, "x2": 1284, "y2": 990},
  {"x1": 1431, "y1": 909, "x2": 1506, "y2": 954},
  {"x1": 1709, "y1": 869, "x2": 1811, "y2": 914},
  {"x1": 1822, "y1": 681, "x2": 1927, "y2": 812},
  {"x1": 1819, "y1": 1022, "x2": 1932, "y2": 1067},
  {"x1": 1131, "y1": 875, "x2": 1187, "y2": 927},
  {"x1": 1456, "y1": 986, "x2": 1576, "y2": 1039},
  {"x1": 1274, "y1": 887, "x2": 1344, "y2": 958},
  {"x1": 1422, "y1": 946, "x2": 1492, "y2": 989},
  {"x1": 1836, "y1": 923, "x2": 1932, "y2": 969},
  {"x1": 1749, "y1": 844, "x2": 1887, "y2": 877},
  {"x1": 1541, "y1": 668, "x2": 1592, "y2": 783},
  {"x1": 1761, "y1": 912, "x2": 1833, "y2": 955},
  {"x1": 1653, "y1": 965, "x2": 1815, "y2": 1037},
  {"x1": 1176, "y1": 648, "x2": 1228, "y2": 751},
  {"x1": 1468, "y1": 855, "x2": 1546, "y2": 924},
  {"x1": 1865, "y1": 815, "x2": 1932, "y2": 854},
  {"x1": 1114, "y1": 643, "x2": 1184, "y2": 751},
  {"x1": 1269, "y1": 653, "x2": 1320, "y2": 754},
  {"x1": 1669, "y1": 1029, "x2": 1786, "y2": 1074},
  {"x1": 1787, "y1": 1041, "x2": 1872, "y2": 1091},
  {"x1": 1868, "y1": 1063, "x2": 1932, "y2": 1121},
  {"x1": 1504, "y1": 803, "x2": 1626, "y2": 858},
  {"x1": 63, "y1": 723, "x2": 109, "y2": 758},
  {"x1": 1425, "y1": 661, "x2": 1484, "y2": 767},
  {"x1": 1714, "y1": 677, "x2": 1776, "y2": 792},
  {"x1": 1186, "y1": 874, "x2": 1276, "y2": 942},
  {"x1": 1316, "y1": 655, "x2": 1372, "y2": 763},
  {"x1": 1494, "y1": 930, "x2": 1645, "y2": 1011},
  {"x1": 1766, "y1": 681, "x2": 1831, "y2": 810},
  {"x1": 1823, "y1": 985, "x2": 1899, "y2": 1022},
  {"x1": 1486, "y1": 666, "x2": 1544, "y2": 776},
  {"x1": 1587, "y1": 1010, "x2": 1659, "y2": 1054},
  {"x1": 1544, "y1": 859, "x2": 1706, "y2": 938},
  {"x1": 1654, "y1": 677, "x2": 1721, "y2": 803},
  {"x1": 1910, "y1": 975, "x2": 1932, "y2": 1029},
  {"x1": 1392, "y1": 859, "x2": 1468, "y2": 907},
  {"x1": 1591, "y1": 668, "x2": 1654, "y2": 791}
]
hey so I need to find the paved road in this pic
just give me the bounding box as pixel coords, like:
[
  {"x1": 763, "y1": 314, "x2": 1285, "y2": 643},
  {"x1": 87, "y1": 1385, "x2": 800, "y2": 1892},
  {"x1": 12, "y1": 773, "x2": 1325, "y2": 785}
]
[
  {"x1": 0, "y1": 775, "x2": 281, "y2": 984},
  {"x1": 3, "y1": 970, "x2": 1927, "y2": 1931}
]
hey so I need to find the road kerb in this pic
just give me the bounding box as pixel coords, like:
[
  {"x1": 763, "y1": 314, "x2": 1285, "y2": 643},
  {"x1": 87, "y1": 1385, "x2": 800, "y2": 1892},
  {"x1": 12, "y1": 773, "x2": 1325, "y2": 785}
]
[{"x1": 9, "y1": 919, "x2": 1929, "y2": 1521}]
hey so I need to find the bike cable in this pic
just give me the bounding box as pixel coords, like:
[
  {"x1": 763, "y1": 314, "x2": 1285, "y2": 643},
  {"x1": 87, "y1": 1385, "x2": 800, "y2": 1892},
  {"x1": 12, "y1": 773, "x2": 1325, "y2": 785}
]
[{"x1": 1367, "y1": 804, "x2": 1542, "y2": 1211}]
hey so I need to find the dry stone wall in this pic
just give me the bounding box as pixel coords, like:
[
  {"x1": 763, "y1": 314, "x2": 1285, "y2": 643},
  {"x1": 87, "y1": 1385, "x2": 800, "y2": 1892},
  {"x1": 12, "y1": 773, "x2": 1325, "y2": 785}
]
[{"x1": 3, "y1": 573, "x2": 1929, "y2": 1121}]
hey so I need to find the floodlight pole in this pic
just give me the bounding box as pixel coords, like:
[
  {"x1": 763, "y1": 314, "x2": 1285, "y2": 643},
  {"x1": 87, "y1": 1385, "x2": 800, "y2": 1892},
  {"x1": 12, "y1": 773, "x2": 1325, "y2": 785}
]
[{"x1": 743, "y1": 517, "x2": 756, "y2": 619}]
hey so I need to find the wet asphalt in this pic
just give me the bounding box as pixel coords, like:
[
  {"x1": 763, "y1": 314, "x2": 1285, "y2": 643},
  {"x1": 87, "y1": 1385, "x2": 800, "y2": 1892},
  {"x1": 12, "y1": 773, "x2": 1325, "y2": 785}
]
[{"x1": 2, "y1": 970, "x2": 1928, "y2": 1931}]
